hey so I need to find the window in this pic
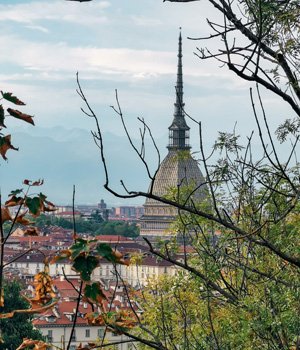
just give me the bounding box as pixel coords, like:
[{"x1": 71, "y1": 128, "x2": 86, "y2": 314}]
[
  {"x1": 98, "y1": 328, "x2": 104, "y2": 338},
  {"x1": 71, "y1": 330, "x2": 76, "y2": 342},
  {"x1": 85, "y1": 329, "x2": 90, "y2": 338},
  {"x1": 47, "y1": 330, "x2": 53, "y2": 342}
]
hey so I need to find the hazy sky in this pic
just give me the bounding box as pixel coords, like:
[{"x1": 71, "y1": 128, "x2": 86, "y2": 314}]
[{"x1": 0, "y1": 0, "x2": 294, "y2": 205}]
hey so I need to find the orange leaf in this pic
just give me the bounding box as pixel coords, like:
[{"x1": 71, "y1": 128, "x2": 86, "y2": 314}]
[
  {"x1": 0, "y1": 134, "x2": 18, "y2": 160},
  {"x1": 23, "y1": 179, "x2": 44, "y2": 186},
  {"x1": 16, "y1": 338, "x2": 49, "y2": 350},
  {"x1": 0, "y1": 311, "x2": 14, "y2": 319},
  {"x1": 50, "y1": 249, "x2": 71, "y2": 263},
  {"x1": 43, "y1": 206, "x2": 56, "y2": 212},
  {"x1": 118, "y1": 258, "x2": 130, "y2": 266},
  {"x1": 112, "y1": 249, "x2": 123, "y2": 259},
  {"x1": 5, "y1": 196, "x2": 23, "y2": 207},
  {"x1": 85, "y1": 312, "x2": 106, "y2": 326},
  {"x1": 32, "y1": 179, "x2": 44, "y2": 186},
  {"x1": 7, "y1": 108, "x2": 34, "y2": 125},
  {"x1": 0, "y1": 298, "x2": 58, "y2": 319},
  {"x1": 15, "y1": 212, "x2": 33, "y2": 226},
  {"x1": 23, "y1": 227, "x2": 40, "y2": 236},
  {"x1": 1, "y1": 207, "x2": 12, "y2": 223},
  {"x1": 1, "y1": 91, "x2": 26, "y2": 106},
  {"x1": 76, "y1": 344, "x2": 91, "y2": 350},
  {"x1": 31, "y1": 267, "x2": 57, "y2": 305}
]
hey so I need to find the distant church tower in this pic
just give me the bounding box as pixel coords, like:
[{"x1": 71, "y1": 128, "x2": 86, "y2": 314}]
[{"x1": 140, "y1": 31, "x2": 207, "y2": 238}]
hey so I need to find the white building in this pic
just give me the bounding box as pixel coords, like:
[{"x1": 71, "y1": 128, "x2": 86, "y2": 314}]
[{"x1": 33, "y1": 278, "x2": 138, "y2": 350}]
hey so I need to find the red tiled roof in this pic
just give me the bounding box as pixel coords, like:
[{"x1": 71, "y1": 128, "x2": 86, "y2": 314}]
[
  {"x1": 8, "y1": 236, "x2": 51, "y2": 242},
  {"x1": 94, "y1": 235, "x2": 132, "y2": 242},
  {"x1": 33, "y1": 277, "x2": 138, "y2": 327}
]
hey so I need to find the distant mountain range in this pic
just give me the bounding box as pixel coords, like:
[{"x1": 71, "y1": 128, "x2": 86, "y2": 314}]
[
  {"x1": 0, "y1": 126, "x2": 165, "y2": 206},
  {"x1": 2, "y1": 125, "x2": 288, "y2": 207}
]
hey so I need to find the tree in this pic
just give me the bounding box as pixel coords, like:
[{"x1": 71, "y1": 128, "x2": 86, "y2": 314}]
[
  {"x1": 0, "y1": 280, "x2": 44, "y2": 350},
  {"x1": 73, "y1": 0, "x2": 300, "y2": 349},
  {"x1": 95, "y1": 221, "x2": 139, "y2": 238},
  {"x1": 91, "y1": 209, "x2": 104, "y2": 224},
  {"x1": 35, "y1": 213, "x2": 105, "y2": 233}
]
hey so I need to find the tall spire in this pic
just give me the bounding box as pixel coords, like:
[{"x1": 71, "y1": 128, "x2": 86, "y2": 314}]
[
  {"x1": 168, "y1": 29, "x2": 190, "y2": 150},
  {"x1": 175, "y1": 29, "x2": 184, "y2": 118}
]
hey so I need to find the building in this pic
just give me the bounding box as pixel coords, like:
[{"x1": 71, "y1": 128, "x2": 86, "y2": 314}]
[
  {"x1": 140, "y1": 32, "x2": 207, "y2": 238},
  {"x1": 114, "y1": 206, "x2": 144, "y2": 219},
  {"x1": 98, "y1": 199, "x2": 107, "y2": 211},
  {"x1": 33, "y1": 278, "x2": 136, "y2": 350},
  {"x1": 4, "y1": 235, "x2": 179, "y2": 287}
]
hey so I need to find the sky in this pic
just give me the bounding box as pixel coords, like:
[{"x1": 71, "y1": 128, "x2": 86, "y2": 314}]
[{"x1": 0, "y1": 0, "x2": 294, "y2": 206}]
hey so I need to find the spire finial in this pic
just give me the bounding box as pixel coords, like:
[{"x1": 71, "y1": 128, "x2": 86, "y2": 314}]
[{"x1": 167, "y1": 29, "x2": 191, "y2": 150}]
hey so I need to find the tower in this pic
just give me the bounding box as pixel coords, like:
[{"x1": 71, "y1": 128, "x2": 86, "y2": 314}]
[{"x1": 139, "y1": 31, "x2": 207, "y2": 238}]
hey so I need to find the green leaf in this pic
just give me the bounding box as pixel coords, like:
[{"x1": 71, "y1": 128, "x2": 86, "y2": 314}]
[
  {"x1": 70, "y1": 238, "x2": 89, "y2": 259},
  {"x1": 72, "y1": 255, "x2": 99, "y2": 281},
  {"x1": 105, "y1": 311, "x2": 115, "y2": 319},
  {"x1": 39, "y1": 193, "x2": 47, "y2": 201},
  {"x1": 1, "y1": 91, "x2": 26, "y2": 105},
  {"x1": 0, "y1": 105, "x2": 5, "y2": 128},
  {"x1": 84, "y1": 282, "x2": 107, "y2": 303},
  {"x1": 96, "y1": 243, "x2": 116, "y2": 263},
  {"x1": 25, "y1": 197, "x2": 41, "y2": 216},
  {"x1": 8, "y1": 189, "x2": 23, "y2": 196}
]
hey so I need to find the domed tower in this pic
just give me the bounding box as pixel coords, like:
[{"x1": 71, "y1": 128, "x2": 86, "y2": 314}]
[{"x1": 140, "y1": 31, "x2": 207, "y2": 238}]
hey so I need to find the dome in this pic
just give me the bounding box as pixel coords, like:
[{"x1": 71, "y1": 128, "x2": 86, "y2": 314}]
[
  {"x1": 140, "y1": 150, "x2": 207, "y2": 238},
  {"x1": 146, "y1": 150, "x2": 206, "y2": 205}
]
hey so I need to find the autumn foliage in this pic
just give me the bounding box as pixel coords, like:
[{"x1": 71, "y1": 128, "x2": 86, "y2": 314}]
[{"x1": 0, "y1": 91, "x2": 34, "y2": 160}]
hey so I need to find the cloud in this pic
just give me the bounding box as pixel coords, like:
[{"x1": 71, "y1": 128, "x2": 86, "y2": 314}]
[
  {"x1": 0, "y1": 0, "x2": 238, "y2": 86},
  {"x1": 0, "y1": 1, "x2": 110, "y2": 26},
  {"x1": 25, "y1": 25, "x2": 49, "y2": 33},
  {"x1": 131, "y1": 15, "x2": 162, "y2": 27},
  {"x1": 0, "y1": 32, "x2": 235, "y2": 86},
  {"x1": 0, "y1": 35, "x2": 172, "y2": 77}
]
